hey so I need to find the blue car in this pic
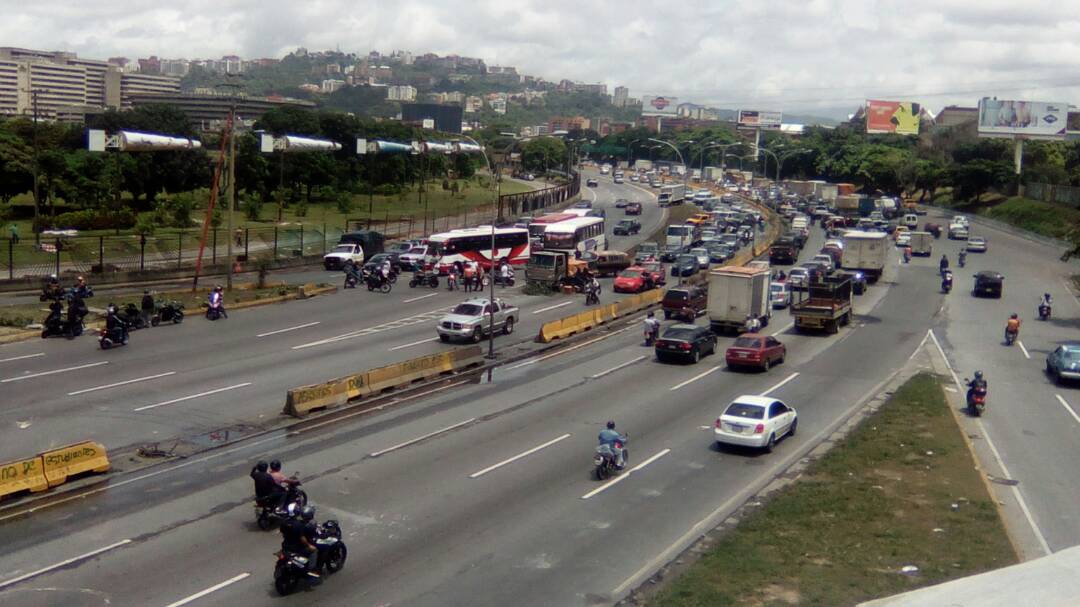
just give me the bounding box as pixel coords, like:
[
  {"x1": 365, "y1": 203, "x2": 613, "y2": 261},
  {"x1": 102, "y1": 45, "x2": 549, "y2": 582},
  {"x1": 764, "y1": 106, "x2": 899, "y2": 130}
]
[{"x1": 1047, "y1": 342, "x2": 1080, "y2": 383}]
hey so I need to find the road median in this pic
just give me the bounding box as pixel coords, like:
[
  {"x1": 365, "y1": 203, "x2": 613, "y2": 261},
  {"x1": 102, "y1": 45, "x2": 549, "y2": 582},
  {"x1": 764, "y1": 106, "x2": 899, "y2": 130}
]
[{"x1": 1, "y1": 440, "x2": 110, "y2": 502}]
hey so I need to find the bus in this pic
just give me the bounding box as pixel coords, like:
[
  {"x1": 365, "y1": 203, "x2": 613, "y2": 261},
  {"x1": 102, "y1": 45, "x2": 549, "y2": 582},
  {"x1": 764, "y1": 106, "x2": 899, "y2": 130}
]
[
  {"x1": 424, "y1": 226, "x2": 530, "y2": 273},
  {"x1": 527, "y1": 213, "x2": 579, "y2": 250},
  {"x1": 542, "y1": 216, "x2": 606, "y2": 255}
]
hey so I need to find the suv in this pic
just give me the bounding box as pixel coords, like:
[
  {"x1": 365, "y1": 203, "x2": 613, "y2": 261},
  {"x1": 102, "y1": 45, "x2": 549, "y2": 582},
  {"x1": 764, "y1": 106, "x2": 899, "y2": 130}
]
[
  {"x1": 613, "y1": 219, "x2": 641, "y2": 235},
  {"x1": 972, "y1": 271, "x2": 1003, "y2": 298},
  {"x1": 625, "y1": 202, "x2": 643, "y2": 215},
  {"x1": 437, "y1": 298, "x2": 520, "y2": 343},
  {"x1": 662, "y1": 286, "x2": 708, "y2": 321},
  {"x1": 635, "y1": 241, "x2": 660, "y2": 263}
]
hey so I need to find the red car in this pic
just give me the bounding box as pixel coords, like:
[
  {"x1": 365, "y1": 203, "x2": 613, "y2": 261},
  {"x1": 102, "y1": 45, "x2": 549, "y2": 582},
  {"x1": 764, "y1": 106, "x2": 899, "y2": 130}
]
[
  {"x1": 625, "y1": 202, "x2": 643, "y2": 215},
  {"x1": 614, "y1": 266, "x2": 653, "y2": 293},
  {"x1": 725, "y1": 333, "x2": 787, "y2": 371},
  {"x1": 639, "y1": 261, "x2": 666, "y2": 286}
]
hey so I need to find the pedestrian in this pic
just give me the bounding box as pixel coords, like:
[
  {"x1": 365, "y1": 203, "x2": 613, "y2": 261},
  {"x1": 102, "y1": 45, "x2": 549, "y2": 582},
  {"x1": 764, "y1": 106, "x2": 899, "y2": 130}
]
[
  {"x1": 234, "y1": 228, "x2": 243, "y2": 247},
  {"x1": 8, "y1": 223, "x2": 18, "y2": 244},
  {"x1": 463, "y1": 262, "x2": 476, "y2": 292},
  {"x1": 140, "y1": 289, "x2": 155, "y2": 327}
]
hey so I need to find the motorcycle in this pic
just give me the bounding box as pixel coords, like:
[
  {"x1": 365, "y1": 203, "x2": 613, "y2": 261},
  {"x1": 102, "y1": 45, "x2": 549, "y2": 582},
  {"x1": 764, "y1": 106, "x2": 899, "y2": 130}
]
[
  {"x1": 99, "y1": 324, "x2": 129, "y2": 350},
  {"x1": 365, "y1": 273, "x2": 392, "y2": 293},
  {"x1": 585, "y1": 285, "x2": 600, "y2": 306},
  {"x1": 206, "y1": 299, "x2": 226, "y2": 320},
  {"x1": 343, "y1": 272, "x2": 359, "y2": 289},
  {"x1": 152, "y1": 300, "x2": 184, "y2": 325},
  {"x1": 1004, "y1": 328, "x2": 1018, "y2": 346},
  {"x1": 594, "y1": 438, "x2": 629, "y2": 480},
  {"x1": 409, "y1": 270, "x2": 439, "y2": 289},
  {"x1": 494, "y1": 269, "x2": 516, "y2": 287},
  {"x1": 120, "y1": 302, "x2": 149, "y2": 330},
  {"x1": 1039, "y1": 303, "x2": 1052, "y2": 321},
  {"x1": 958, "y1": 253, "x2": 966, "y2": 268},
  {"x1": 942, "y1": 274, "x2": 953, "y2": 294},
  {"x1": 254, "y1": 480, "x2": 309, "y2": 531},
  {"x1": 447, "y1": 273, "x2": 459, "y2": 291},
  {"x1": 965, "y1": 381, "x2": 987, "y2": 416},
  {"x1": 274, "y1": 520, "x2": 347, "y2": 596},
  {"x1": 644, "y1": 323, "x2": 659, "y2": 346}
]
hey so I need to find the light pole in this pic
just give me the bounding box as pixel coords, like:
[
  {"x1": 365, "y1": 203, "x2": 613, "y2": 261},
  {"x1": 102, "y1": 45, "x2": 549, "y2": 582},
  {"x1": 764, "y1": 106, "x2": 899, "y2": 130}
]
[
  {"x1": 648, "y1": 138, "x2": 687, "y2": 185},
  {"x1": 459, "y1": 134, "x2": 498, "y2": 362},
  {"x1": 626, "y1": 138, "x2": 644, "y2": 169},
  {"x1": 759, "y1": 147, "x2": 810, "y2": 182}
]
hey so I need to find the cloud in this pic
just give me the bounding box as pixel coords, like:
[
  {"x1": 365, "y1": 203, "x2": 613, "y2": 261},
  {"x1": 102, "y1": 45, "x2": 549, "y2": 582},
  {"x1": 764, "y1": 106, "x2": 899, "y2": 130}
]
[{"x1": 3, "y1": 0, "x2": 1080, "y2": 117}]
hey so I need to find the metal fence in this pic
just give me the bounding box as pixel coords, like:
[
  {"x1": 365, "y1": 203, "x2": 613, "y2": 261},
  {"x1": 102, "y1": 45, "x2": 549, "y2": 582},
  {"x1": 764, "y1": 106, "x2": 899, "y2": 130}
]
[
  {"x1": 1026, "y1": 182, "x2": 1080, "y2": 208},
  {"x1": 2, "y1": 224, "x2": 344, "y2": 280}
]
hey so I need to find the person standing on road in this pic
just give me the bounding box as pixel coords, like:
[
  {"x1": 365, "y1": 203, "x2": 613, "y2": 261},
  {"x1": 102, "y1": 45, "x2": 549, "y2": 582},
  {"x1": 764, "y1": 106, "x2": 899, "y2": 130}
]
[
  {"x1": 140, "y1": 289, "x2": 155, "y2": 328},
  {"x1": 8, "y1": 223, "x2": 18, "y2": 244},
  {"x1": 463, "y1": 262, "x2": 476, "y2": 292}
]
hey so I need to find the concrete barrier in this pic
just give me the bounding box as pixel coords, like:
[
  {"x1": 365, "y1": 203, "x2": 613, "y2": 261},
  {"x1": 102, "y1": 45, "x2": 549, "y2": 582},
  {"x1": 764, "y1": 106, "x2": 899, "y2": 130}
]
[
  {"x1": 537, "y1": 289, "x2": 664, "y2": 343},
  {"x1": 40, "y1": 441, "x2": 110, "y2": 488},
  {"x1": 0, "y1": 455, "x2": 49, "y2": 500},
  {"x1": 284, "y1": 346, "x2": 485, "y2": 418}
]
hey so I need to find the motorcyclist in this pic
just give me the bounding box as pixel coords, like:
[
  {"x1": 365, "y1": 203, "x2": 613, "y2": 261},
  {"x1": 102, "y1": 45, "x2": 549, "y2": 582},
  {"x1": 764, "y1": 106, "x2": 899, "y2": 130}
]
[
  {"x1": 966, "y1": 370, "x2": 987, "y2": 404},
  {"x1": 1005, "y1": 313, "x2": 1021, "y2": 341},
  {"x1": 73, "y1": 276, "x2": 91, "y2": 299},
  {"x1": 643, "y1": 311, "x2": 660, "y2": 344},
  {"x1": 251, "y1": 460, "x2": 286, "y2": 512},
  {"x1": 642, "y1": 269, "x2": 655, "y2": 291},
  {"x1": 269, "y1": 459, "x2": 300, "y2": 496},
  {"x1": 939, "y1": 254, "x2": 949, "y2": 275},
  {"x1": 1039, "y1": 293, "x2": 1053, "y2": 318},
  {"x1": 67, "y1": 293, "x2": 87, "y2": 331},
  {"x1": 44, "y1": 298, "x2": 63, "y2": 330},
  {"x1": 280, "y1": 505, "x2": 320, "y2": 578},
  {"x1": 499, "y1": 261, "x2": 513, "y2": 284},
  {"x1": 208, "y1": 286, "x2": 227, "y2": 318},
  {"x1": 463, "y1": 262, "x2": 476, "y2": 292},
  {"x1": 598, "y1": 421, "x2": 628, "y2": 469},
  {"x1": 941, "y1": 270, "x2": 953, "y2": 292},
  {"x1": 104, "y1": 303, "x2": 128, "y2": 343},
  {"x1": 745, "y1": 314, "x2": 761, "y2": 333},
  {"x1": 43, "y1": 273, "x2": 62, "y2": 300},
  {"x1": 343, "y1": 260, "x2": 361, "y2": 284},
  {"x1": 958, "y1": 249, "x2": 967, "y2": 267},
  {"x1": 585, "y1": 276, "x2": 600, "y2": 304}
]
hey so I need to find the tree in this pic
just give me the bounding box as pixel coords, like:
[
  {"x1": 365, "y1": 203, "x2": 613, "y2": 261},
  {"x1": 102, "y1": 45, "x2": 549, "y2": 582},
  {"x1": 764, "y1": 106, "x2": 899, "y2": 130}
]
[
  {"x1": 521, "y1": 137, "x2": 567, "y2": 173},
  {"x1": 950, "y1": 159, "x2": 1011, "y2": 202}
]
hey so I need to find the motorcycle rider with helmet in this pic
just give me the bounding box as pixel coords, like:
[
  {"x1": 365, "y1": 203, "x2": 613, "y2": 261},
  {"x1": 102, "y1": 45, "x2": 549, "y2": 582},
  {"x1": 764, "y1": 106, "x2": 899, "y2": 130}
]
[
  {"x1": 1005, "y1": 313, "x2": 1021, "y2": 342},
  {"x1": 280, "y1": 505, "x2": 320, "y2": 578},
  {"x1": 1039, "y1": 293, "x2": 1053, "y2": 319},
  {"x1": 251, "y1": 460, "x2": 287, "y2": 512},
  {"x1": 967, "y1": 371, "x2": 988, "y2": 405},
  {"x1": 598, "y1": 421, "x2": 628, "y2": 469},
  {"x1": 104, "y1": 303, "x2": 129, "y2": 344}
]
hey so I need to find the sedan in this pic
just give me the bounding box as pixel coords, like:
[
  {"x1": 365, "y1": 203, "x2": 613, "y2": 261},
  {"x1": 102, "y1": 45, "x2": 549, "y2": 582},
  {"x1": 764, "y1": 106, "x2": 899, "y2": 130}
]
[
  {"x1": 770, "y1": 281, "x2": 791, "y2": 308},
  {"x1": 787, "y1": 267, "x2": 810, "y2": 289},
  {"x1": 689, "y1": 247, "x2": 711, "y2": 270},
  {"x1": 966, "y1": 236, "x2": 988, "y2": 253},
  {"x1": 1047, "y1": 342, "x2": 1080, "y2": 383},
  {"x1": 896, "y1": 232, "x2": 911, "y2": 247},
  {"x1": 614, "y1": 267, "x2": 652, "y2": 293},
  {"x1": 671, "y1": 255, "x2": 700, "y2": 277},
  {"x1": 655, "y1": 323, "x2": 717, "y2": 364},
  {"x1": 639, "y1": 261, "x2": 667, "y2": 286},
  {"x1": 707, "y1": 245, "x2": 731, "y2": 264},
  {"x1": 973, "y1": 270, "x2": 1003, "y2": 298},
  {"x1": 714, "y1": 395, "x2": 797, "y2": 453},
  {"x1": 614, "y1": 198, "x2": 629, "y2": 208},
  {"x1": 625, "y1": 202, "x2": 643, "y2": 215},
  {"x1": 725, "y1": 334, "x2": 786, "y2": 371},
  {"x1": 629, "y1": 174, "x2": 640, "y2": 182},
  {"x1": 586, "y1": 178, "x2": 598, "y2": 187},
  {"x1": 613, "y1": 220, "x2": 641, "y2": 236}
]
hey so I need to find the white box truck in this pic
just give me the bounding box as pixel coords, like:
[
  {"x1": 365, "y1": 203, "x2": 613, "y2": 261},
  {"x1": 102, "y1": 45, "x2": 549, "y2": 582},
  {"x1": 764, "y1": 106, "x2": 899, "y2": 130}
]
[
  {"x1": 658, "y1": 183, "x2": 687, "y2": 206},
  {"x1": 841, "y1": 230, "x2": 888, "y2": 283},
  {"x1": 908, "y1": 231, "x2": 933, "y2": 256},
  {"x1": 707, "y1": 265, "x2": 772, "y2": 334}
]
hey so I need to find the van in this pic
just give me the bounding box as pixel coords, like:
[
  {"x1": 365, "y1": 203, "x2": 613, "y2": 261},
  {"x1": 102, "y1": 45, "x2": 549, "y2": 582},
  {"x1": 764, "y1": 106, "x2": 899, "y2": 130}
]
[
  {"x1": 587, "y1": 251, "x2": 632, "y2": 277},
  {"x1": 903, "y1": 214, "x2": 919, "y2": 230}
]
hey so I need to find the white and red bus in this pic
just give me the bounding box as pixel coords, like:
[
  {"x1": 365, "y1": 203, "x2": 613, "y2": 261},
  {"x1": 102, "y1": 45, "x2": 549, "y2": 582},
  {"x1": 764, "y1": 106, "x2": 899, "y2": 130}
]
[
  {"x1": 424, "y1": 226, "x2": 531, "y2": 273},
  {"x1": 528, "y1": 213, "x2": 579, "y2": 250},
  {"x1": 542, "y1": 216, "x2": 606, "y2": 255}
]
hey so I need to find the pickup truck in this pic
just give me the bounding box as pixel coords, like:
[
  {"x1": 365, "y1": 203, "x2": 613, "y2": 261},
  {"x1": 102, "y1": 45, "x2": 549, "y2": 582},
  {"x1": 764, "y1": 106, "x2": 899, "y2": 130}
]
[
  {"x1": 437, "y1": 298, "x2": 520, "y2": 343},
  {"x1": 323, "y1": 243, "x2": 366, "y2": 270},
  {"x1": 769, "y1": 238, "x2": 798, "y2": 265},
  {"x1": 791, "y1": 275, "x2": 853, "y2": 334}
]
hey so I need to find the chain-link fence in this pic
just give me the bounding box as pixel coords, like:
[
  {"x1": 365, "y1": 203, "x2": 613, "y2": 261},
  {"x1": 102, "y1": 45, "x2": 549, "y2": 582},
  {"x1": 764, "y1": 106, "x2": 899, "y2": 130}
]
[
  {"x1": 1026, "y1": 182, "x2": 1080, "y2": 208},
  {"x1": 1, "y1": 224, "x2": 344, "y2": 280}
]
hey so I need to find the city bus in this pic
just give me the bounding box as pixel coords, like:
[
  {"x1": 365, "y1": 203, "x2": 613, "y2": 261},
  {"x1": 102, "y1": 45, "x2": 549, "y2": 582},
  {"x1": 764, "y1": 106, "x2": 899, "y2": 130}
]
[
  {"x1": 542, "y1": 216, "x2": 606, "y2": 255},
  {"x1": 527, "y1": 213, "x2": 579, "y2": 250},
  {"x1": 424, "y1": 226, "x2": 531, "y2": 273}
]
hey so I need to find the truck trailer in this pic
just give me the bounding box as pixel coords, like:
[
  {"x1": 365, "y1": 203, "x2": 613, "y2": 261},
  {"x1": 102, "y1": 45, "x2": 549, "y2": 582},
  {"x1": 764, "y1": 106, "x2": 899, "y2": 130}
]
[
  {"x1": 707, "y1": 265, "x2": 772, "y2": 334},
  {"x1": 840, "y1": 230, "x2": 888, "y2": 282},
  {"x1": 791, "y1": 275, "x2": 853, "y2": 334}
]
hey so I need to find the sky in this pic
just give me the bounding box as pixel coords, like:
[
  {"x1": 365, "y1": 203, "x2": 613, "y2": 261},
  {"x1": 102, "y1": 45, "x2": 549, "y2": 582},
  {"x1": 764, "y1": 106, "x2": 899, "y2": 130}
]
[{"x1": 4, "y1": 0, "x2": 1080, "y2": 119}]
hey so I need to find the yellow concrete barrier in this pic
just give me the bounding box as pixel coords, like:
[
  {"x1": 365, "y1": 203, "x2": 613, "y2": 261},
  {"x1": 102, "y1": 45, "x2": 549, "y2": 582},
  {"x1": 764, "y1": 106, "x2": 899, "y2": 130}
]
[
  {"x1": 40, "y1": 441, "x2": 110, "y2": 488},
  {"x1": 0, "y1": 456, "x2": 48, "y2": 500},
  {"x1": 284, "y1": 346, "x2": 484, "y2": 418}
]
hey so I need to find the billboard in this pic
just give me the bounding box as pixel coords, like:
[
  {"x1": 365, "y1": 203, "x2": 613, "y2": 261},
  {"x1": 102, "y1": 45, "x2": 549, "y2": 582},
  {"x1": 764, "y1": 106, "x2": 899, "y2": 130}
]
[
  {"x1": 737, "y1": 110, "x2": 782, "y2": 129},
  {"x1": 643, "y1": 96, "x2": 679, "y2": 117},
  {"x1": 866, "y1": 100, "x2": 921, "y2": 135},
  {"x1": 978, "y1": 98, "x2": 1067, "y2": 139}
]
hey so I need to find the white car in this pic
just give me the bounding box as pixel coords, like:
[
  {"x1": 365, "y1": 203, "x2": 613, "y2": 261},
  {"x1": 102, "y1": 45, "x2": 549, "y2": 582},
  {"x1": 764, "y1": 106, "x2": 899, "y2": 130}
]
[
  {"x1": 397, "y1": 245, "x2": 429, "y2": 270},
  {"x1": 770, "y1": 281, "x2": 791, "y2": 308},
  {"x1": 689, "y1": 247, "x2": 711, "y2": 270},
  {"x1": 714, "y1": 395, "x2": 798, "y2": 452},
  {"x1": 437, "y1": 298, "x2": 519, "y2": 343},
  {"x1": 948, "y1": 224, "x2": 969, "y2": 240},
  {"x1": 952, "y1": 215, "x2": 970, "y2": 227},
  {"x1": 966, "y1": 236, "x2": 988, "y2": 253},
  {"x1": 811, "y1": 254, "x2": 835, "y2": 272},
  {"x1": 323, "y1": 243, "x2": 365, "y2": 270},
  {"x1": 787, "y1": 267, "x2": 810, "y2": 288},
  {"x1": 896, "y1": 232, "x2": 911, "y2": 246}
]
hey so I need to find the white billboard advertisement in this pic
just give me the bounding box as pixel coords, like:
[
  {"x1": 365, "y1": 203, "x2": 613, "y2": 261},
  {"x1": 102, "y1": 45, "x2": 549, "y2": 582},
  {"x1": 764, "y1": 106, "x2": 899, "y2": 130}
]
[
  {"x1": 737, "y1": 110, "x2": 783, "y2": 129},
  {"x1": 978, "y1": 98, "x2": 1067, "y2": 139},
  {"x1": 643, "y1": 96, "x2": 679, "y2": 117}
]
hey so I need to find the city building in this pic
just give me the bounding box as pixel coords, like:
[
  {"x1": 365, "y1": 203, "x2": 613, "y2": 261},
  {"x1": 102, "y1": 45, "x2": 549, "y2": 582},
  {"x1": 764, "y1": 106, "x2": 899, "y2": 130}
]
[
  {"x1": 933, "y1": 105, "x2": 978, "y2": 129},
  {"x1": 488, "y1": 95, "x2": 507, "y2": 115},
  {"x1": 464, "y1": 95, "x2": 483, "y2": 113},
  {"x1": 613, "y1": 86, "x2": 629, "y2": 108},
  {"x1": 548, "y1": 116, "x2": 591, "y2": 133},
  {"x1": 106, "y1": 70, "x2": 181, "y2": 108},
  {"x1": 486, "y1": 65, "x2": 517, "y2": 75},
  {"x1": 321, "y1": 79, "x2": 345, "y2": 93},
  {"x1": 401, "y1": 103, "x2": 463, "y2": 133},
  {"x1": 387, "y1": 85, "x2": 417, "y2": 101},
  {"x1": 573, "y1": 83, "x2": 608, "y2": 96}
]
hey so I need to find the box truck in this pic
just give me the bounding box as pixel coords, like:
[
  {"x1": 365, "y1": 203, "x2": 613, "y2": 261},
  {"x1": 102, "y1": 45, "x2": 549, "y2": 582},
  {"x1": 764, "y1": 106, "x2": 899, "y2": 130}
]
[
  {"x1": 707, "y1": 265, "x2": 772, "y2": 334},
  {"x1": 908, "y1": 231, "x2": 933, "y2": 256},
  {"x1": 841, "y1": 230, "x2": 888, "y2": 282}
]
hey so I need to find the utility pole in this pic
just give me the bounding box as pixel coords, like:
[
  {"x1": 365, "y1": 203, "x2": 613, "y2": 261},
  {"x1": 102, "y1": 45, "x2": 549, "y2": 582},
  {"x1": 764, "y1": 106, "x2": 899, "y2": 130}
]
[
  {"x1": 226, "y1": 106, "x2": 237, "y2": 289},
  {"x1": 29, "y1": 88, "x2": 41, "y2": 245}
]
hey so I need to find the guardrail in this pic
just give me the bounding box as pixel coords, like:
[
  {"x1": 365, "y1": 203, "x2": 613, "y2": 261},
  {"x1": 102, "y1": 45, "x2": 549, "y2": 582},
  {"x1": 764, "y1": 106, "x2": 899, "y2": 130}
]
[
  {"x1": 499, "y1": 173, "x2": 581, "y2": 217},
  {"x1": 283, "y1": 346, "x2": 486, "y2": 418},
  {"x1": 0, "y1": 440, "x2": 110, "y2": 501}
]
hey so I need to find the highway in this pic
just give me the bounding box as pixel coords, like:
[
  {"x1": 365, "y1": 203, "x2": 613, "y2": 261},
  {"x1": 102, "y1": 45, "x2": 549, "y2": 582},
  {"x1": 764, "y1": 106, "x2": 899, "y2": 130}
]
[{"x1": 3, "y1": 180, "x2": 1079, "y2": 606}]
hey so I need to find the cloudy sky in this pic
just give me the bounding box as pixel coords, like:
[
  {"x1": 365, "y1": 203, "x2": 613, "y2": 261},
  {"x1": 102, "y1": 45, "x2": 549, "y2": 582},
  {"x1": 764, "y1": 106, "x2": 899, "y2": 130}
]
[{"x1": 5, "y1": 0, "x2": 1080, "y2": 118}]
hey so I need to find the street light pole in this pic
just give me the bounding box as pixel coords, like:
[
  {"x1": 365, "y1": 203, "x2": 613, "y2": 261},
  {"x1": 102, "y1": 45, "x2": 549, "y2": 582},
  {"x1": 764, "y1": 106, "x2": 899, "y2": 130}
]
[
  {"x1": 459, "y1": 134, "x2": 498, "y2": 362},
  {"x1": 648, "y1": 138, "x2": 687, "y2": 185}
]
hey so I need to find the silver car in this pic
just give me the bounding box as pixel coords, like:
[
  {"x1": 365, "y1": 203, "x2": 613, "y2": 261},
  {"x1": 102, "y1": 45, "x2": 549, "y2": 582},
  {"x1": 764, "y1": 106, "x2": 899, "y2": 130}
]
[{"x1": 966, "y1": 236, "x2": 987, "y2": 253}]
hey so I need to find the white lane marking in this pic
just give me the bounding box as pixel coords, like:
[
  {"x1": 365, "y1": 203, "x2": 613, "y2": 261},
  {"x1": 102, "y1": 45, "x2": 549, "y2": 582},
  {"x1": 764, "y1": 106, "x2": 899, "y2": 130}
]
[
  {"x1": 0, "y1": 352, "x2": 45, "y2": 364},
  {"x1": 581, "y1": 448, "x2": 671, "y2": 500},
  {"x1": 67, "y1": 371, "x2": 176, "y2": 396},
  {"x1": 295, "y1": 380, "x2": 471, "y2": 435},
  {"x1": 509, "y1": 325, "x2": 635, "y2": 370},
  {"x1": 256, "y1": 321, "x2": 320, "y2": 338},
  {"x1": 163, "y1": 572, "x2": 251, "y2": 607},
  {"x1": 769, "y1": 321, "x2": 793, "y2": 336},
  {"x1": 403, "y1": 293, "x2": 439, "y2": 303},
  {"x1": 532, "y1": 301, "x2": 573, "y2": 314},
  {"x1": 760, "y1": 372, "x2": 800, "y2": 397},
  {"x1": 469, "y1": 434, "x2": 572, "y2": 478},
  {"x1": 369, "y1": 418, "x2": 476, "y2": 458},
  {"x1": 1, "y1": 360, "x2": 108, "y2": 383},
  {"x1": 1055, "y1": 394, "x2": 1080, "y2": 425},
  {"x1": 0, "y1": 539, "x2": 132, "y2": 589},
  {"x1": 928, "y1": 329, "x2": 1052, "y2": 555},
  {"x1": 669, "y1": 366, "x2": 721, "y2": 391},
  {"x1": 389, "y1": 337, "x2": 439, "y2": 351},
  {"x1": 133, "y1": 383, "x2": 252, "y2": 412},
  {"x1": 1017, "y1": 340, "x2": 1031, "y2": 359},
  {"x1": 590, "y1": 356, "x2": 647, "y2": 379},
  {"x1": 292, "y1": 306, "x2": 451, "y2": 350}
]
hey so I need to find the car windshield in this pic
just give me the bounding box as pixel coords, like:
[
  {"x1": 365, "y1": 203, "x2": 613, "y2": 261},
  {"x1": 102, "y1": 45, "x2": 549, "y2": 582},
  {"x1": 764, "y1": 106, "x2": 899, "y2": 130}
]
[
  {"x1": 724, "y1": 403, "x2": 765, "y2": 419},
  {"x1": 451, "y1": 303, "x2": 484, "y2": 316},
  {"x1": 770, "y1": 285, "x2": 783, "y2": 293},
  {"x1": 677, "y1": 255, "x2": 696, "y2": 263},
  {"x1": 639, "y1": 243, "x2": 658, "y2": 252},
  {"x1": 666, "y1": 291, "x2": 689, "y2": 300},
  {"x1": 1062, "y1": 348, "x2": 1080, "y2": 359},
  {"x1": 618, "y1": 269, "x2": 644, "y2": 279},
  {"x1": 691, "y1": 249, "x2": 707, "y2": 255},
  {"x1": 662, "y1": 328, "x2": 697, "y2": 340},
  {"x1": 733, "y1": 337, "x2": 761, "y2": 348},
  {"x1": 332, "y1": 245, "x2": 354, "y2": 253}
]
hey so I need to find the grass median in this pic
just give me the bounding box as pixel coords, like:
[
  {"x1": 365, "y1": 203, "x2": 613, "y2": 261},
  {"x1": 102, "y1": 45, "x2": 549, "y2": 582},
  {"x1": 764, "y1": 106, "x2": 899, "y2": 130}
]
[{"x1": 650, "y1": 373, "x2": 1016, "y2": 607}]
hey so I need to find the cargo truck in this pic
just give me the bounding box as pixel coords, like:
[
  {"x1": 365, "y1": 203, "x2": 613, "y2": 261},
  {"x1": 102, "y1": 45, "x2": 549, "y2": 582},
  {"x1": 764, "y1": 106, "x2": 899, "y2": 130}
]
[
  {"x1": 834, "y1": 194, "x2": 862, "y2": 217},
  {"x1": 841, "y1": 230, "x2": 888, "y2": 282},
  {"x1": 658, "y1": 184, "x2": 687, "y2": 206},
  {"x1": 707, "y1": 265, "x2": 772, "y2": 334},
  {"x1": 908, "y1": 231, "x2": 933, "y2": 256},
  {"x1": 858, "y1": 196, "x2": 875, "y2": 217},
  {"x1": 791, "y1": 275, "x2": 852, "y2": 334}
]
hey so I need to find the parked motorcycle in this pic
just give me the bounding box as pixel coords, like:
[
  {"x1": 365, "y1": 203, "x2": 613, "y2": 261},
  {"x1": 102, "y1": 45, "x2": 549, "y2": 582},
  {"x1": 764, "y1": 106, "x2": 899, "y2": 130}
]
[
  {"x1": 273, "y1": 520, "x2": 347, "y2": 596},
  {"x1": 120, "y1": 302, "x2": 149, "y2": 330},
  {"x1": 365, "y1": 273, "x2": 392, "y2": 294},
  {"x1": 99, "y1": 325, "x2": 129, "y2": 350},
  {"x1": 152, "y1": 300, "x2": 184, "y2": 325},
  {"x1": 594, "y1": 438, "x2": 629, "y2": 481},
  {"x1": 409, "y1": 270, "x2": 439, "y2": 289}
]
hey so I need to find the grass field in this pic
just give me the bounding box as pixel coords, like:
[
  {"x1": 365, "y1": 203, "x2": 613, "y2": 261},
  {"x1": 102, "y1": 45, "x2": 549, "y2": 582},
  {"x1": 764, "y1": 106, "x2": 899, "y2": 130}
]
[{"x1": 651, "y1": 373, "x2": 1016, "y2": 607}]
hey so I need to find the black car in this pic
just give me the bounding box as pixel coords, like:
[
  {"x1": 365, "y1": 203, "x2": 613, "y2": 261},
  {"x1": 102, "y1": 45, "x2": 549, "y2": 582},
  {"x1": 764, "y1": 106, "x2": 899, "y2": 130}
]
[
  {"x1": 660, "y1": 245, "x2": 684, "y2": 262},
  {"x1": 613, "y1": 220, "x2": 641, "y2": 236},
  {"x1": 625, "y1": 202, "x2": 643, "y2": 215},
  {"x1": 973, "y1": 271, "x2": 1004, "y2": 298},
  {"x1": 672, "y1": 254, "x2": 699, "y2": 277},
  {"x1": 363, "y1": 252, "x2": 402, "y2": 275},
  {"x1": 615, "y1": 198, "x2": 630, "y2": 208},
  {"x1": 655, "y1": 323, "x2": 717, "y2": 364}
]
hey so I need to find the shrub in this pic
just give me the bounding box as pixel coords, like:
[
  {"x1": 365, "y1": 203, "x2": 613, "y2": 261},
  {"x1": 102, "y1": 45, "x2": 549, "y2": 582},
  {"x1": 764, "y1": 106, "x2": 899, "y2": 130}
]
[
  {"x1": 41, "y1": 208, "x2": 136, "y2": 231},
  {"x1": 374, "y1": 183, "x2": 401, "y2": 196},
  {"x1": 242, "y1": 196, "x2": 262, "y2": 221},
  {"x1": 293, "y1": 202, "x2": 308, "y2": 218},
  {"x1": 336, "y1": 192, "x2": 354, "y2": 214}
]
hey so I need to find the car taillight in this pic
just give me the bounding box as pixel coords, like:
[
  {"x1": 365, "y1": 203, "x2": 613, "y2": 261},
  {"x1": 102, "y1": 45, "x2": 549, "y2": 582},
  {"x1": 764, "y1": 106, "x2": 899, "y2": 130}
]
[
  {"x1": 754, "y1": 423, "x2": 765, "y2": 434},
  {"x1": 715, "y1": 418, "x2": 722, "y2": 428},
  {"x1": 680, "y1": 343, "x2": 692, "y2": 350}
]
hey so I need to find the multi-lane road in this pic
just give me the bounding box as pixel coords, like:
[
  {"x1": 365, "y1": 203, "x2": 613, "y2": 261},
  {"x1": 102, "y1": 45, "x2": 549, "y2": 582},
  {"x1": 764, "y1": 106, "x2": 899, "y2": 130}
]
[{"x1": 1, "y1": 177, "x2": 1079, "y2": 606}]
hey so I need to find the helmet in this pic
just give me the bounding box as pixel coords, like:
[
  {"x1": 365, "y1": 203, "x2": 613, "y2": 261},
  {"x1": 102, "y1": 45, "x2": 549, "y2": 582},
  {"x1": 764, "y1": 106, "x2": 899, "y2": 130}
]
[
  {"x1": 647, "y1": 311, "x2": 654, "y2": 318},
  {"x1": 1010, "y1": 313, "x2": 1018, "y2": 319},
  {"x1": 1045, "y1": 293, "x2": 1051, "y2": 299},
  {"x1": 606, "y1": 420, "x2": 615, "y2": 430},
  {"x1": 255, "y1": 460, "x2": 269, "y2": 472},
  {"x1": 215, "y1": 285, "x2": 223, "y2": 292},
  {"x1": 974, "y1": 370, "x2": 984, "y2": 380},
  {"x1": 300, "y1": 506, "x2": 315, "y2": 521},
  {"x1": 270, "y1": 459, "x2": 281, "y2": 471}
]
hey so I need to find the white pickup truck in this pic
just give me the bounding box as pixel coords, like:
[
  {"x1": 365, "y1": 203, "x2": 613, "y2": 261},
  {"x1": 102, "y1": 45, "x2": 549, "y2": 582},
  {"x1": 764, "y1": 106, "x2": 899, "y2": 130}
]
[
  {"x1": 437, "y1": 298, "x2": 520, "y2": 343},
  {"x1": 323, "y1": 243, "x2": 366, "y2": 270}
]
